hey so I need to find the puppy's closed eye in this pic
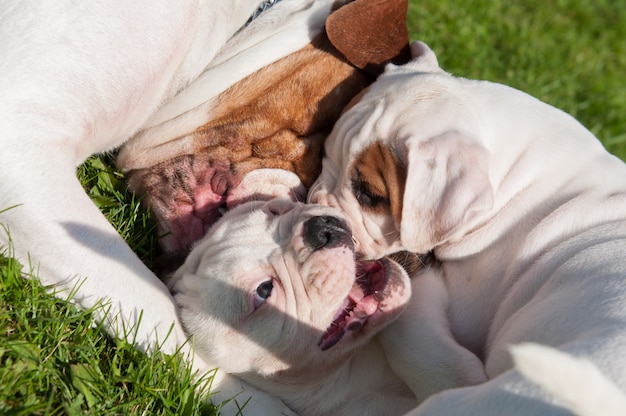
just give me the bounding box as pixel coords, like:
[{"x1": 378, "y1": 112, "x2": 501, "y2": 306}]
[
  {"x1": 351, "y1": 171, "x2": 389, "y2": 209},
  {"x1": 350, "y1": 141, "x2": 406, "y2": 223}
]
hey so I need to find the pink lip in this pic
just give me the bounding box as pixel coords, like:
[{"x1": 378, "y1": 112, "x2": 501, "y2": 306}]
[{"x1": 318, "y1": 260, "x2": 387, "y2": 351}]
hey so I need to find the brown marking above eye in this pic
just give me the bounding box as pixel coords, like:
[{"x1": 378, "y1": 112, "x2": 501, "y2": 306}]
[{"x1": 350, "y1": 142, "x2": 406, "y2": 225}]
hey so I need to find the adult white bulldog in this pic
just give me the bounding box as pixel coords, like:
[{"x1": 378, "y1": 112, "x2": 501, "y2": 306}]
[
  {"x1": 310, "y1": 41, "x2": 626, "y2": 414},
  {"x1": 117, "y1": 0, "x2": 410, "y2": 258},
  {"x1": 169, "y1": 198, "x2": 418, "y2": 416},
  {"x1": 0, "y1": 2, "x2": 284, "y2": 413},
  {"x1": 0, "y1": 0, "x2": 412, "y2": 413}
]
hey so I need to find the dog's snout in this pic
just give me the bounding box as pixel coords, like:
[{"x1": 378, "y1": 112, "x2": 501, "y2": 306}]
[{"x1": 303, "y1": 215, "x2": 353, "y2": 251}]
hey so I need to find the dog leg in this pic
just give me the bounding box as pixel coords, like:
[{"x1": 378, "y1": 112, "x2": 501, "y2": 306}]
[
  {"x1": 379, "y1": 268, "x2": 488, "y2": 402},
  {"x1": 402, "y1": 350, "x2": 625, "y2": 416},
  {"x1": 0, "y1": 149, "x2": 188, "y2": 353},
  {"x1": 0, "y1": 0, "x2": 221, "y2": 354},
  {"x1": 0, "y1": 2, "x2": 296, "y2": 414},
  {"x1": 0, "y1": 90, "x2": 295, "y2": 416}
]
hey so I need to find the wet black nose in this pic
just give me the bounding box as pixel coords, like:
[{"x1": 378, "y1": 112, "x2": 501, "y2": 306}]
[{"x1": 303, "y1": 215, "x2": 353, "y2": 251}]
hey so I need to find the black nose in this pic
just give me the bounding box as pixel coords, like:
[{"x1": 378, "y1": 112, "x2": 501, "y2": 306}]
[{"x1": 303, "y1": 215, "x2": 353, "y2": 251}]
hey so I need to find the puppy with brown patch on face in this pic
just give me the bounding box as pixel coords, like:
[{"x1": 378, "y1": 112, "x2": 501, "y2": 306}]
[
  {"x1": 310, "y1": 41, "x2": 626, "y2": 414},
  {"x1": 169, "y1": 198, "x2": 417, "y2": 416}
]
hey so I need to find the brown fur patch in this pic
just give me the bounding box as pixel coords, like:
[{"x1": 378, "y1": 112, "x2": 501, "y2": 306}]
[
  {"x1": 351, "y1": 142, "x2": 406, "y2": 226},
  {"x1": 190, "y1": 34, "x2": 372, "y2": 188}
]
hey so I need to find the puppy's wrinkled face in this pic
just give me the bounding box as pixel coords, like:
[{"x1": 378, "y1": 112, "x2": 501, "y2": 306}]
[
  {"x1": 309, "y1": 42, "x2": 491, "y2": 258},
  {"x1": 170, "y1": 199, "x2": 410, "y2": 383},
  {"x1": 308, "y1": 69, "x2": 417, "y2": 259}
]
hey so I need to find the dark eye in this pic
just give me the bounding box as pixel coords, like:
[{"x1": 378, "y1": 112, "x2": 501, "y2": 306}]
[
  {"x1": 256, "y1": 280, "x2": 273, "y2": 299},
  {"x1": 254, "y1": 280, "x2": 274, "y2": 309},
  {"x1": 352, "y1": 177, "x2": 386, "y2": 208}
]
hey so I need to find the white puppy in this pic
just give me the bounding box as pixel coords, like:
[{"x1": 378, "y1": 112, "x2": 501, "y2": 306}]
[
  {"x1": 169, "y1": 198, "x2": 418, "y2": 416},
  {"x1": 0, "y1": 1, "x2": 331, "y2": 413},
  {"x1": 310, "y1": 41, "x2": 626, "y2": 414}
]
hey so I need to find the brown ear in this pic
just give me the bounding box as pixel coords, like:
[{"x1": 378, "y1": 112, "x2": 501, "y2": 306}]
[{"x1": 326, "y1": 0, "x2": 411, "y2": 75}]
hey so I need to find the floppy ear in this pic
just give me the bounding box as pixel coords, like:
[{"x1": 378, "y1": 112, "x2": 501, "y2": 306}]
[
  {"x1": 326, "y1": 0, "x2": 412, "y2": 75},
  {"x1": 400, "y1": 131, "x2": 494, "y2": 253}
]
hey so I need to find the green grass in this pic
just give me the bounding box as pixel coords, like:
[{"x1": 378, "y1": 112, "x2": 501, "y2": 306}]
[
  {"x1": 1, "y1": 1, "x2": 625, "y2": 414},
  {"x1": 407, "y1": 0, "x2": 626, "y2": 159},
  {"x1": 0, "y1": 251, "x2": 217, "y2": 416},
  {"x1": 1, "y1": 157, "x2": 222, "y2": 415}
]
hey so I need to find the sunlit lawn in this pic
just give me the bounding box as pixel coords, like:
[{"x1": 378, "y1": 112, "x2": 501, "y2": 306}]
[{"x1": 1, "y1": 1, "x2": 624, "y2": 414}]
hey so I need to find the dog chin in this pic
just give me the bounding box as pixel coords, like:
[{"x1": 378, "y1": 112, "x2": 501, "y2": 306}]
[{"x1": 319, "y1": 257, "x2": 410, "y2": 351}]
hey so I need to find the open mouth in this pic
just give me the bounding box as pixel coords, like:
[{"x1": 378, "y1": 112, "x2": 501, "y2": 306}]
[{"x1": 319, "y1": 260, "x2": 387, "y2": 351}]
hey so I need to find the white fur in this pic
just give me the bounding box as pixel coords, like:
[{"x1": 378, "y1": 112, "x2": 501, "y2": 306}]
[
  {"x1": 512, "y1": 343, "x2": 626, "y2": 416},
  {"x1": 170, "y1": 199, "x2": 417, "y2": 416},
  {"x1": 118, "y1": 0, "x2": 336, "y2": 170},
  {"x1": 311, "y1": 41, "x2": 626, "y2": 414},
  {"x1": 0, "y1": 1, "x2": 336, "y2": 414}
]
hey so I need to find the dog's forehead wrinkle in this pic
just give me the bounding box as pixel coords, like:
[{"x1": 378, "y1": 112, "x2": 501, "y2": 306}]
[
  {"x1": 276, "y1": 254, "x2": 315, "y2": 321},
  {"x1": 268, "y1": 252, "x2": 296, "y2": 295},
  {"x1": 330, "y1": 97, "x2": 378, "y2": 155},
  {"x1": 342, "y1": 87, "x2": 418, "y2": 165},
  {"x1": 373, "y1": 71, "x2": 454, "y2": 115}
]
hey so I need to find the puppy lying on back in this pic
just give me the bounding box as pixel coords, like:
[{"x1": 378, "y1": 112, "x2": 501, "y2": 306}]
[
  {"x1": 310, "y1": 41, "x2": 626, "y2": 414},
  {"x1": 168, "y1": 198, "x2": 418, "y2": 416}
]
